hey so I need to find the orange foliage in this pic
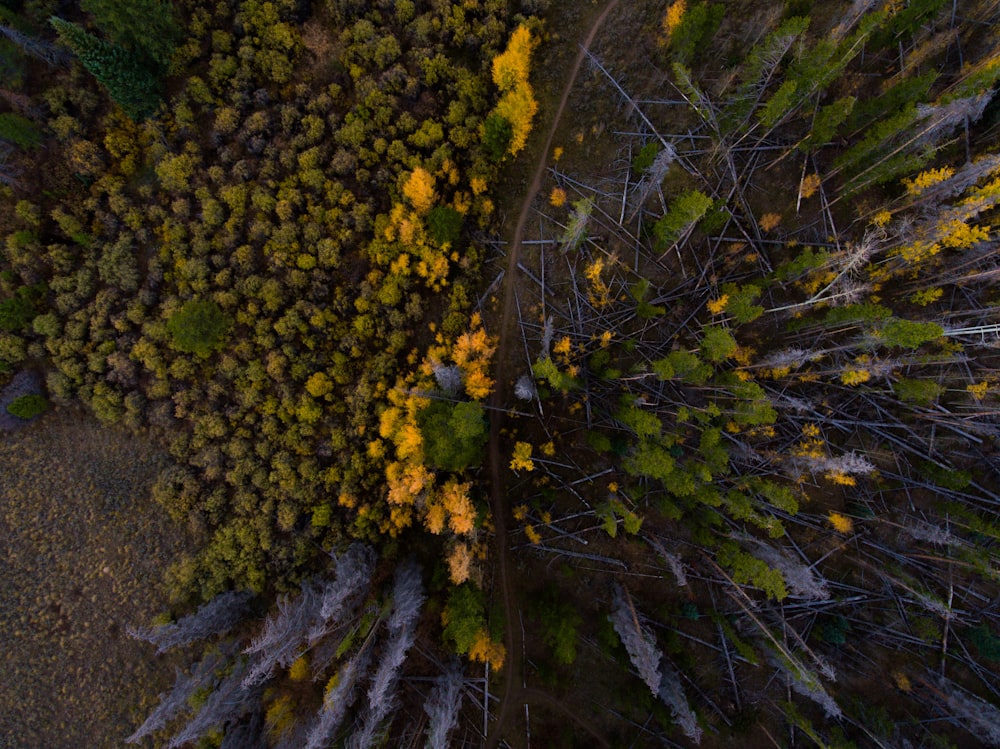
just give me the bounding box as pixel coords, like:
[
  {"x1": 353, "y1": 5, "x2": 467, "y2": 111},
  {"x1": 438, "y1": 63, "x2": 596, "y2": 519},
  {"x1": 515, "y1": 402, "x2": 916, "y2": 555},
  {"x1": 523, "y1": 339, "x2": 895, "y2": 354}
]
[
  {"x1": 447, "y1": 542, "x2": 472, "y2": 583},
  {"x1": 441, "y1": 480, "x2": 476, "y2": 535},
  {"x1": 469, "y1": 629, "x2": 506, "y2": 670}
]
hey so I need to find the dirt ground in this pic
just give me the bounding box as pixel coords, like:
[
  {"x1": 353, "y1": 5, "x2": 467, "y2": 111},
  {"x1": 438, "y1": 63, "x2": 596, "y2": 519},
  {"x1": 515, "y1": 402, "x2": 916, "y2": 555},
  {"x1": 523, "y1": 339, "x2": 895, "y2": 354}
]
[{"x1": 0, "y1": 409, "x2": 189, "y2": 749}]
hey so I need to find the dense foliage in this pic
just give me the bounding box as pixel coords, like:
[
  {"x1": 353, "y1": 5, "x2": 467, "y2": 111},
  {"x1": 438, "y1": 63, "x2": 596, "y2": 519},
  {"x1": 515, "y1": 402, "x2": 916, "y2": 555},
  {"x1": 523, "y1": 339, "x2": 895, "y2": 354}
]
[{"x1": 4, "y1": 0, "x2": 1000, "y2": 746}]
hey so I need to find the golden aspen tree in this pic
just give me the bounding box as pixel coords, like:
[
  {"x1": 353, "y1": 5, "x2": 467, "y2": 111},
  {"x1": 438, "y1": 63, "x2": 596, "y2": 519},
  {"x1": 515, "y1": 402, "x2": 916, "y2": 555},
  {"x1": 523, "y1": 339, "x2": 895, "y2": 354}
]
[
  {"x1": 828, "y1": 512, "x2": 853, "y2": 533},
  {"x1": 469, "y1": 630, "x2": 506, "y2": 669},
  {"x1": 403, "y1": 167, "x2": 436, "y2": 214},
  {"x1": 509, "y1": 441, "x2": 535, "y2": 472},
  {"x1": 491, "y1": 25, "x2": 534, "y2": 91},
  {"x1": 488, "y1": 25, "x2": 538, "y2": 156},
  {"x1": 440, "y1": 480, "x2": 476, "y2": 535},
  {"x1": 451, "y1": 313, "x2": 497, "y2": 400}
]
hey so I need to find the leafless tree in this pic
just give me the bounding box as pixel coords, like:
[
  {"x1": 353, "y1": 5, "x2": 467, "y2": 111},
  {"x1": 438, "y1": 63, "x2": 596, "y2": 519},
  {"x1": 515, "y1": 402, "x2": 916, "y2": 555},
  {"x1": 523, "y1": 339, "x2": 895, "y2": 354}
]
[
  {"x1": 302, "y1": 649, "x2": 372, "y2": 749},
  {"x1": 609, "y1": 583, "x2": 663, "y2": 695},
  {"x1": 244, "y1": 580, "x2": 324, "y2": 686},
  {"x1": 424, "y1": 660, "x2": 464, "y2": 749},
  {"x1": 0, "y1": 23, "x2": 70, "y2": 66},
  {"x1": 169, "y1": 659, "x2": 259, "y2": 748},
  {"x1": 308, "y1": 543, "x2": 377, "y2": 645},
  {"x1": 126, "y1": 652, "x2": 225, "y2": 743},
  {"x1": 347, "y1": 560, "x2": 425, "y2": 749},
  {"x1": 129, "y1": 589, "x2": 253, "y2": 653},
  {"x1": 658, "y1": 660, "x2": 702, "y2": 744},
  {"x1": 937, "y1": 675, "x2": 1000, "y2": 746}
]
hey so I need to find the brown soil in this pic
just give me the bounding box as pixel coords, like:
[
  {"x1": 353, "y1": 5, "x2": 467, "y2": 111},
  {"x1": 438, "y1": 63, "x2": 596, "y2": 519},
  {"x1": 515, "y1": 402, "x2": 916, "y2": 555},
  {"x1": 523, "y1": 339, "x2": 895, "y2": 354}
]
[{"x1": 0, "y1": 409, "x2": 190, "y2": 749}]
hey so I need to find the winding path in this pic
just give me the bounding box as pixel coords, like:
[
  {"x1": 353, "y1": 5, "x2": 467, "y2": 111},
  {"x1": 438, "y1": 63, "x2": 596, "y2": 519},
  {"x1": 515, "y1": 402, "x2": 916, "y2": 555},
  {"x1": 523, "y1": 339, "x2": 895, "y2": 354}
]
[{"x1": 483, "y1": 2, "x2": 620, "y2": 746}]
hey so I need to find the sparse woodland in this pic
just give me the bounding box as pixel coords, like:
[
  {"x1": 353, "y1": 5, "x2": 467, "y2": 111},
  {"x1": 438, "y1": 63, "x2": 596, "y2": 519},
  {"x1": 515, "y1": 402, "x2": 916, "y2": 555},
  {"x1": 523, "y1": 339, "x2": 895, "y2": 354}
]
[{"x1": 2, "y1": 0, "x2": 1000, "y2": 746}]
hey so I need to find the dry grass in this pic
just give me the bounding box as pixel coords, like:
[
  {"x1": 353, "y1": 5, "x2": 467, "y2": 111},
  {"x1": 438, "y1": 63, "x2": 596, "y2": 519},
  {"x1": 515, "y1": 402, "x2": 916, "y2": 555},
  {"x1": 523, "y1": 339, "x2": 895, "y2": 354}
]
[{"x1": 0, "y1": 408, "x2": 190, "y2": 748}]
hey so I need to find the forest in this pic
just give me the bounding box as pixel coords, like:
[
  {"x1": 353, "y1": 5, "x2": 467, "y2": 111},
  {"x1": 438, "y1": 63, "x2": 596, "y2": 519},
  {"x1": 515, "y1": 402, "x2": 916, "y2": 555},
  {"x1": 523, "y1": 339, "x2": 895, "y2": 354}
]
[{"x1": 1, "y1": 0, "x2": 1000, "y2": 747}]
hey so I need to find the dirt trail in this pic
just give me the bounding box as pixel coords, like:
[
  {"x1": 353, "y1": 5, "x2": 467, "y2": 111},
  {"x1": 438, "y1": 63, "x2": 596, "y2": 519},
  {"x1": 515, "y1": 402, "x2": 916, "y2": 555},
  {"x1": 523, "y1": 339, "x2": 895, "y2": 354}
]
[{"x1": 484, "y1": 2, "x2": 620, "y2": 746}]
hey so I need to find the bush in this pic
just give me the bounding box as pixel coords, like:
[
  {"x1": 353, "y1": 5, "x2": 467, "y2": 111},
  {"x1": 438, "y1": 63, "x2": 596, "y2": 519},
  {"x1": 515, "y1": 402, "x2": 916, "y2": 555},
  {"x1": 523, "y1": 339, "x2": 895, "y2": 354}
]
[{"x1": 7, "y1": 393, "x2": 48, "y2": 419}]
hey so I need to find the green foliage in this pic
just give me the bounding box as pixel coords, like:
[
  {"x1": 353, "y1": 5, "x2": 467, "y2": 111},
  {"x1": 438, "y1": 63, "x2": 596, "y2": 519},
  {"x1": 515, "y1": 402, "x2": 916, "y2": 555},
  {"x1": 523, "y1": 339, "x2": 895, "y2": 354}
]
[
  {"x1": 50, "y1": 17, "x2": 161, "y2": 119},
  {"x1": 969, "y1": 624, "x2": 1000, "y2": 661},
  {"x1": 6, "y1": 393, "x2": 47, "y2": 418},
  {"x1": 717, "y1": 542, "x2": 787, "y2": 600},
  {"x1": 0, "y1": 113, "x2": 42, "y2": 149},
  {"x1": 532, "y1": 357, "x2": 580, "y2": 393},
  {"x1": 653, "y1": 190, "x2": 712, "y2": 248},
  {"x1": 417, "y1": 400, "x2": 487, "y2": 471},
  {"x1": 166, "y1": 299, "x2": 229, "y2": 358},
  {"x1": 663, "y1": 350, "x2": 712, "y2": 385},
  {"x1": 721, "y1": 283, "x2": 764, "y2": 324},
  {"x1": 631, "y1": 278, "x2": 665, "y2": 319},
  {"x1": 918, "y1": 461, "x2": 971, "y2": 492},
  {"x1": 81, "y1": 0, "x2": 180, "y2": 68},
  {"x1": 667, "y1": 1, "x2": 724, "y2": 66},
  {"x1": 817, "y1": 615, "x2": 849, "y2": 645},
  {"x1": 427, "y1": 205, "x2": 463, "y2": 246},
  {"x1": 700, "y1": 325, "x2": 738, "y2": 363},
  {"x1": 848, "y1": 72, "x2": 937, "y2": 131},
  {"x1": 892, "y1": 378, "x2": 944, "y2": 406},
  {"x1": 596, "y1": 498, "x2": 642, "y2": 538},
  {"x1": 758, "y1": 79, "x2": 799, "y2": 129},
  {"x1": 0, "y1": 38, "x2": 26, "y2": 89},
  {"x1": 822, "y1": 302, "x2": 892, "y2": 326},
  {"x1": 877, "y1": 318, "x2": 944, "y2": 348},
  {"x1": 616, "y1": 400, "x2": 662, "y2": 440},
  {"x1": 482, "y1": 113, "x2": 513, "y2": 161},
  {"x1": 881, "y1": 0, "x2": 948, "y2": 41},
  {"x1": 0, "y1": 286, "x2": 42, "y2": 331},
  {"x1": 442, "y1": 583, "x2": 486, "y2": 655},
  {"x1": 632, "y1": 142, "x2": 659, "y2": 173},
  {"x1": 530, "y1": 587, "x2": 582, "y2": 666},
  {"x1": 775, "y1": 246, "x2": 831, "y2": 281},
  {"x1": 804, "y1": 96, "x2": 855, "y2": 151}
]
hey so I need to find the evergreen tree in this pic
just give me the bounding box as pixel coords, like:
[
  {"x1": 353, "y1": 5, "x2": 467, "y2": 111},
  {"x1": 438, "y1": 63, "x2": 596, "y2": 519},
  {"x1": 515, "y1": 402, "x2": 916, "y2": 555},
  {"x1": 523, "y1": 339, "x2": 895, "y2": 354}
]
[
  {"x1": 49, "y1": 16, "x2": 161, "y2": 120},
  {"x1": 81, "y1": 0, "x2": 179, "y2": 69}
]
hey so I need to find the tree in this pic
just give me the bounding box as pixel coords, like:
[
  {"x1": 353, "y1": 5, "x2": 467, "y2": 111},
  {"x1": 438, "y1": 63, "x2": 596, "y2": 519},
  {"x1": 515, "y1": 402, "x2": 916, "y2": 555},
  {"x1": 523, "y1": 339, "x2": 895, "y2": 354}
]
[
  {"x1": 488, "y1": 25, "x2": 538, "y2": 155},
  {"x1": 417, "y1": 400, "x2": 488, "y2": 471},
  {"x1": 424, "y1": 660, "x2": 463, "y2": 749},
  {"x1": 129, "y1": 590, "x2": 254, "y2": 654},
  {"x1": 608, "y1": 583, "x2": 664, "y2": 694},
  {"x1": 0, "y1": 113, "x2": 41, "y2": 149},
  {"x1": 167, "y1": 300, "x2": 230, "y2": 358},
  {"x1": 81, "y1": 0, "x2": 179, "y2": 69},
  {"x1": 50, "y1": 17, "x2": 161, "y2": 120}
]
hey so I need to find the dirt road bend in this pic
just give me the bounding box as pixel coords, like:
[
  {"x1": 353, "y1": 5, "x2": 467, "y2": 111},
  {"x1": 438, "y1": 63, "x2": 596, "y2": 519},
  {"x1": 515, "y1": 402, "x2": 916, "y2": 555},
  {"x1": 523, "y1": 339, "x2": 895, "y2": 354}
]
[{"x1": 484, "y1": 2, "x2": 620, "y2": 747}]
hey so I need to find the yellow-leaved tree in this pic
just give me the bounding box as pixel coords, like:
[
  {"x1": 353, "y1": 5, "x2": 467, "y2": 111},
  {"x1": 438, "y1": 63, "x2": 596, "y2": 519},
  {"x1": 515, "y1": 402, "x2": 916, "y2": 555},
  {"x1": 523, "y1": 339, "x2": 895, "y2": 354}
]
[{"x1": 487, "y1": 25, "x2": 538, "y2": 156}]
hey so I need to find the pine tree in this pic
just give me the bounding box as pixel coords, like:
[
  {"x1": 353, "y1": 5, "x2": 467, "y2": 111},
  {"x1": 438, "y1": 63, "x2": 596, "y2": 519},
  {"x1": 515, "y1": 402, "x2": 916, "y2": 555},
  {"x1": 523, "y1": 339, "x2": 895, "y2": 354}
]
[
  {"x1": 81, "y1": 0, "x2": 179, "y2": 69},
  {"x1": 49, "y1": 17, "x2": 161, "y2": 120}
]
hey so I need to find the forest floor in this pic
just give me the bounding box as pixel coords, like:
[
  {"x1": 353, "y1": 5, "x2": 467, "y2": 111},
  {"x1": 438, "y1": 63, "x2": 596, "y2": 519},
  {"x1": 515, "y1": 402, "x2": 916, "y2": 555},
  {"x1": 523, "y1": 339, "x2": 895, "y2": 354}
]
[
  {"x1": 483, "y1": 1, "x2": 621, "y2": 746},
  {"x1": 0, "y1": 410, "x2": 190, "y2": 749}
]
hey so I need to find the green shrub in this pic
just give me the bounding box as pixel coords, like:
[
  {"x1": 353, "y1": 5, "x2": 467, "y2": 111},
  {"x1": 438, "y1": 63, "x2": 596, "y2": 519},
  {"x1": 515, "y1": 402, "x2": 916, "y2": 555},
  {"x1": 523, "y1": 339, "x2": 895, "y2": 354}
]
[{"x1": 7, "y1": 393, "x2": 48, "y2": 419}]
